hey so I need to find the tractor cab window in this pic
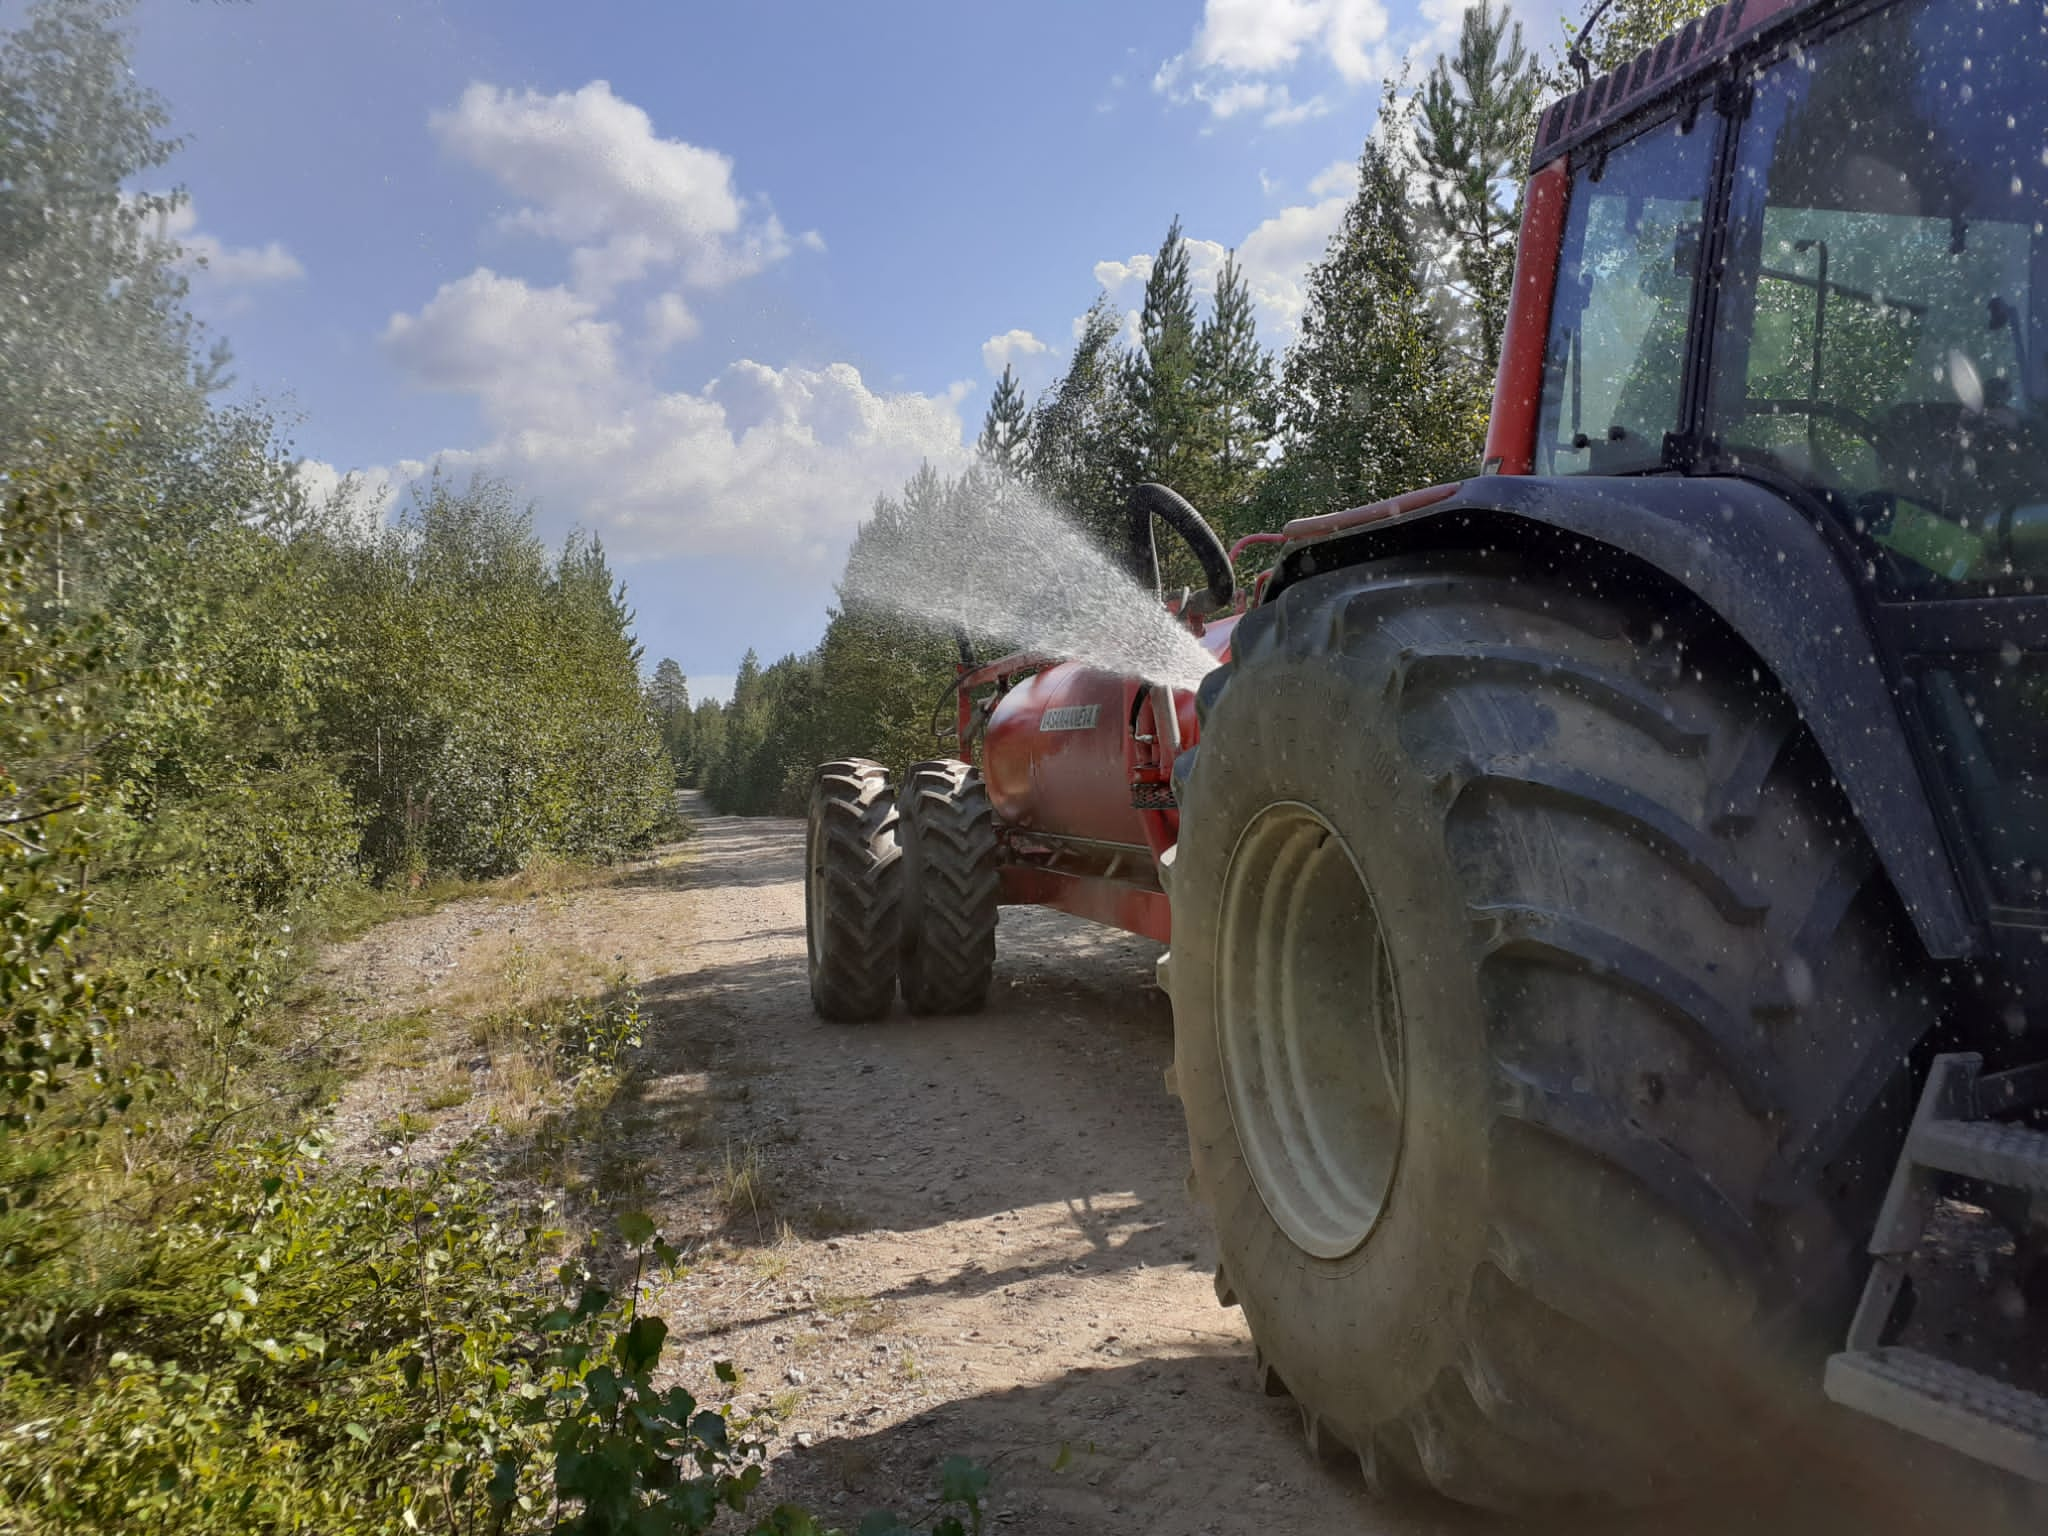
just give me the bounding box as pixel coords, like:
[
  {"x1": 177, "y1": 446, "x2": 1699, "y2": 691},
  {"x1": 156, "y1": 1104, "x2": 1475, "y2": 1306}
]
[
  {"x1": 1535, "y1": 115, "x2": 1715, "y2": 476},
  {"x1": 1708, "y1": 0, "x2": 2048, "y2": 595}
]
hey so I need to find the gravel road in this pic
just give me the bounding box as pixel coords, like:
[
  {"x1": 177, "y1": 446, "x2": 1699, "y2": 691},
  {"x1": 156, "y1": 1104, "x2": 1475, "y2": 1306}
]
[
  {"x1": 315, "y1": 793, "x2": 2016, "y2": 1535},
  {"x1": 633, "y1": 797, "x2": 1411, "y2": 1533}
]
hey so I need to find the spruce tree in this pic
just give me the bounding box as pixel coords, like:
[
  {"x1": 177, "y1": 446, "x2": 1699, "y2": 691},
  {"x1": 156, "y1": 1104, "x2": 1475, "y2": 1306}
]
[
  {"x1": 1263, "y1": 138, "x2": 1482, "y2": 523},
  {"x1": 1194, "y1": 250, "x2": 1278, "y2": 532},
  {"x1": 730, "y1": 648, "x2": 764, "y2": 714},
  {"x1": 1416, "y1": 1, "x2": 1541, "y2": 371},
  {"x1": 1124, "y1": 215, "x2": 1203, "y2": 494},
  {"x1": 976, "y1": 364, "x2": 1031, "y2": 479}
]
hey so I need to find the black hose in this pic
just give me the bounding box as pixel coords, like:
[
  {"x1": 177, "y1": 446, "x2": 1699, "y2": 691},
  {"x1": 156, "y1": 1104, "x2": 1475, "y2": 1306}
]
[{"x1": 1123, "y1": 482, "x2": 1235, "y2": 616}]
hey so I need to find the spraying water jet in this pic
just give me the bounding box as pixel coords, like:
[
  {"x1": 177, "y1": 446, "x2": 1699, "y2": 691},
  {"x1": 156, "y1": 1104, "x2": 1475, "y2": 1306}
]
[{"x1": 842, "y1": 480, "x2": 1222, "y2": 691}]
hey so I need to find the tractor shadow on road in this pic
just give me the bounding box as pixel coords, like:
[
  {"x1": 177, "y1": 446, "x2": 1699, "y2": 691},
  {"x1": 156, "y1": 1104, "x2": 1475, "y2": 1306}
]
[
  {"x1": 749, "y1": 1350, "x2": 1974, "y2": 1536},
  {"x1": 625, "y1": 926, "x2": 1197, "y2": 1267}
]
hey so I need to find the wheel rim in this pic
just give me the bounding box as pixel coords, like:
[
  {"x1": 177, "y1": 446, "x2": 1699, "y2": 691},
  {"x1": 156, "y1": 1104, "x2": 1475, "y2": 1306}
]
[{"x1": 1217, "y1": 801, "x2": 1406, "y2": 1260}]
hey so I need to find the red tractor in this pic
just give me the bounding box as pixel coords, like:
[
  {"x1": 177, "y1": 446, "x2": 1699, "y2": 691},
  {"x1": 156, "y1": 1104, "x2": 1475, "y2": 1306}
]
[{"x1": 807, "y1": 0, "x2": 2048, "y2": 1510}]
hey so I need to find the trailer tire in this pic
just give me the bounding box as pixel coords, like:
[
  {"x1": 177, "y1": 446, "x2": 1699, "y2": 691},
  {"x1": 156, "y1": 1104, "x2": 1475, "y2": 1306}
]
[
  {"x1": 805, "y1": 759, "x2": 902, "y2": 1022},
  {"x1": 1163, "y1": 556, "x2": 1934, "y2": 1509},
  {"x1": 898, "y1": 759, "x2": 999, "y2": 1015}
]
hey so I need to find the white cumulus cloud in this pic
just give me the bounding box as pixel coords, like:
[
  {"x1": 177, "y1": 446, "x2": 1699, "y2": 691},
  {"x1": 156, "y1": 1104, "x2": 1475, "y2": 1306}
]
[
  {"x1": 980, "y1": 328, "x2": 1049, "y2": 375},
  {"x1": 1191, "y1": 0, "x2": 1390, "y2": 82},
  {"x1": 645, "y1": 292, "x2": 701, "y2": 350},
  {"x1": 411, "y1": 358, "x2": 968, "y2": 567},
  {"x1": 158, "y1": 201, "x2": 304, "y2": 286},
  {"x1": 1307, "y1": 158, "x2": 1360, "y2": 198},
  {"x1": 294, "y1": 459, "x2": 412, "y2": 536},
  {"x1": 1092, "y1": 184, "x2": 1350, "y2": 342},
  {"x1": 339, "y1": 78, "x2": 962, "y2": 633},
  {"x1": 383, "y1": 268, "x2": 624, "y2": 427},
  {"x1": 1158, "y1": 0, "x2": 1393, "y2": 123},
  {"x1": 374, "y1": 270, "x2": 969, "y2": 568},
  {"x1": 430, "y1": 80, "x2": 814, "y2": 301}
]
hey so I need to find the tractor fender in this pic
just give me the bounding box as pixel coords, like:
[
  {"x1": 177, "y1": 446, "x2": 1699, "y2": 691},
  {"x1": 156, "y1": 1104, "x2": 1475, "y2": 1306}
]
[{"x1": 1270, "y1": 474, "x2": 1977, "y2": 960}]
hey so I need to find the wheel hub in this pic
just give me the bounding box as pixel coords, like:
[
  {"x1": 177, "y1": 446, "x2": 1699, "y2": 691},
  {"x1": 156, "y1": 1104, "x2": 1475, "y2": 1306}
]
[{"x1": 1216, "y1": 802, "x2": 1405, "y2": 1260}]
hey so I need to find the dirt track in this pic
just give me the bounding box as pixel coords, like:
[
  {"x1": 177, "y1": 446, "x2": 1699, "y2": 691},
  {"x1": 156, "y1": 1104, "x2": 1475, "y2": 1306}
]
[
  {"x1": 316, "y1": 794, "x2": 1409, "y2": 1530},
  {"x1": 633, "y1": 798, "x2": 1406, "y2": 1532},
  {"x1": 315, "y1": 795, "x2": 2020, "y2": 1535}
]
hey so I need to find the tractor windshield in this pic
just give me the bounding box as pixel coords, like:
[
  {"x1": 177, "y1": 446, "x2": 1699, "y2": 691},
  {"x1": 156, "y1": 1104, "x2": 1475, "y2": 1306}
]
[
  {"x1": 1535, "y1": 117, "x2": 1715, "y2": 478},
  {"x1": 1708, "y1": 0, "x2": 2048, "y2": 596}
]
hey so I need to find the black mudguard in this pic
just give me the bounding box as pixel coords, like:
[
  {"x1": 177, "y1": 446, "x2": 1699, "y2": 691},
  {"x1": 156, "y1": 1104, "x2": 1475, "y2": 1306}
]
[{"x1": 1269, "y1": 474, "x2": 1977, "y2": 960}]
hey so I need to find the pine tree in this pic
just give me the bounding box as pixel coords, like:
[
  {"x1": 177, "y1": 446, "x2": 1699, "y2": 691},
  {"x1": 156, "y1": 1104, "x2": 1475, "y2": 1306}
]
[
  {"x1": 687, "y1": 696, "x2": 726, "y2": 788},
  {"x1": 1194, "y1": 250, "x2": 1277, "y2": 534},
  {"x1": 649, "y1": 657, "x2": 689, "y2": 714},
  {"x1": 976, "y1": 364, "x2": 1030, "y2": 479},
  {"x1": 1027, "y1": 295, "x2": 1135, "y2": 540},
  {"x1": 1416, "y1": 1, "x2": 1541, "y2": 371},
  {"x1": 647, "y1": 657, "x2": 693, "y2": 782},
  {"x1": 1124, "y1": 215, "x2": 1204, "y2": 494},
  {"x1": 1262, "y1": 138, "x2": 1483, "y2": 524}
]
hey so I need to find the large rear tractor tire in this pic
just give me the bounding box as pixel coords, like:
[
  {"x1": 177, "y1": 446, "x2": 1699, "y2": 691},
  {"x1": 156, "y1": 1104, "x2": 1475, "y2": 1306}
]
[
  {"x1": 1162, "y1": 556, "x2": 1936, "y2": 1509},
  {"x1": 805, "y1": 759, "x2": 902, "y2": 1022},
  {"x1": 897, "y1": 759, "x2": 1000, "y2": 1015}
]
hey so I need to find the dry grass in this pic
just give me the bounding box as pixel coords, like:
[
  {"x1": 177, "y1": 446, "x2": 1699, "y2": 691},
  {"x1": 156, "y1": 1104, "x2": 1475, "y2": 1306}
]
[
  {"x1": 818, "y1": 1291, "x2": 901, "y2": 1336},
  {"x1": 452, "y1": 940, "x2": 619, "y2": 1032},
  {"x1": 429, "y1": 943, "x2": 640, "y2": 1117},
  {"x1": 742, "y1": 1241, "x2": 794, "y2": 1284},
  {"x1": 794, "y1": 1196, "x2": 863, "y2": 1237},
  {"x1": 375, "y1": 1109, "x2": 432, "y2": 1144},
  {"x1": 714, "y1": 1140, "x2": 777, "y2": 1236},
  {"x1": 418, "y1": 1066, "x2": 474, "y2": 1112},
  {"x1": 850, "y1": 1302, "x2": 903, "y2": 1338},
  {"x1": 482, "y1": 843, "x2": 690, "y2": 907}
]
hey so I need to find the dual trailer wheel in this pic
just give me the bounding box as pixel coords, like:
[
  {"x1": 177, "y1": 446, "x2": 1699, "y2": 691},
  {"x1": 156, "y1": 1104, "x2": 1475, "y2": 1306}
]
[{"x1": 804, "y1": 757, "x2": 999, "y2": 1020}]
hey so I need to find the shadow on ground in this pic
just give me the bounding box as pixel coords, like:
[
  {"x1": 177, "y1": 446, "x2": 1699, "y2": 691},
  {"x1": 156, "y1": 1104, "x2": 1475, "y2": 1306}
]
[{"x1": 747, "y1": 1349, "x2": 2018, "y2": 1536}]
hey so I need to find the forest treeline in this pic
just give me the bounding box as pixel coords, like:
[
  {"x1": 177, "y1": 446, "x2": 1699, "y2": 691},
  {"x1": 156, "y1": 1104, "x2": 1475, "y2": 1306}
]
[
  {"x1": 662, "y1": 0, "x2": 1708, "y2": 816},
  {"x1": 1, "y1": 5, "x2": 758, "y2": 1531}
]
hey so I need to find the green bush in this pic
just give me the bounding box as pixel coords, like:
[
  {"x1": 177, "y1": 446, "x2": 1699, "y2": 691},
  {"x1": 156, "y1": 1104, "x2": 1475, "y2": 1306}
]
[
  {"x1": 183, "y1": 758, "x2": 364, "y2": 913},
  {"x1": 1, "y1": 1142, "x2": 989, "y2": 1536},
  {"x1": 0, "y1": 9, "x2": 991, "y2": 1530},
  {"x1": 313, "y1": 480, "x2": 671, "y2": 882}
]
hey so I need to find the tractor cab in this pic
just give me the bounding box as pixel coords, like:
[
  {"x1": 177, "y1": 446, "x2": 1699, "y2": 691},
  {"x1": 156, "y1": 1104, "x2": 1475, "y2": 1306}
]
[{"x1": 1491, "y1": 0, "x2": 2048, "y2": 990}]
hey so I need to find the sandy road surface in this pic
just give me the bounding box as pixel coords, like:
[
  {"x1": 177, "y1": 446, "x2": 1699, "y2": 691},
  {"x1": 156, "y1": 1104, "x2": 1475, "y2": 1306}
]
[
  {"x1": 633, "y1": 799, "x2": 1409, "y2": 1533},
  {"x1": 316, "y1": 795, "x2": 2019, "y2": 1535}
]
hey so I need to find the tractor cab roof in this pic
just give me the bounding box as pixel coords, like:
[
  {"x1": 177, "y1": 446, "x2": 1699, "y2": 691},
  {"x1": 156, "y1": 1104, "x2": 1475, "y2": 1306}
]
[{"x1": 1534, "y1": 0, "x2": 1813, "y2": 168}]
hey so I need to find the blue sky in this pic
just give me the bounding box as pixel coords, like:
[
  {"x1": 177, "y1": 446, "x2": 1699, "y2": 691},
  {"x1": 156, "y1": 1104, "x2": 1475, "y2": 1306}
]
[{"x1": 127, "y1": 0, "x2": 1567, "y2": 702}]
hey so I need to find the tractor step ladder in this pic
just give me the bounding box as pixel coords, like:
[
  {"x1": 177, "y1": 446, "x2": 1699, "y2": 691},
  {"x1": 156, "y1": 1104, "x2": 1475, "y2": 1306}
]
[{"x1": 1825, "y1": 1052, "x2": 2048, "y2": 1483}]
